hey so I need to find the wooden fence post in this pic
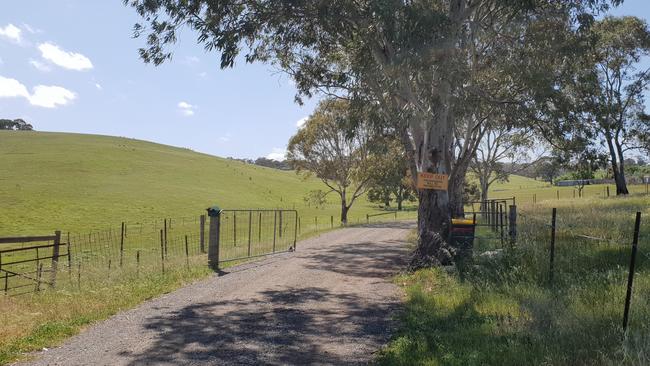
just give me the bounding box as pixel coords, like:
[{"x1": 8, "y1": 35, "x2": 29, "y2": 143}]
[
  {"x1": 159, "y1": 229, "x2": 165, "y2": 273},
  {"x1": 207, "y1": 206, "x2": 221, "y2": 271},
  {"x1": 120, "y1": 222, "x2": 125, "y2": 267},
  {"x1": 248, "y1": 211, "x2": 252, "y2": 257},
  {"x1": 50, "y1": 231, "x2": 61, "y2": 288},
  {"x1": 499, "y1": 205, "x2": 504, "y2": 247},
  {"x1": 623, "y1": 212, "x2": 642, "y2": 332},
  {"x1": 199, "y1": 215, "x2": 206, "y2": 253},
  {"x1": 508, "y1": 205, "x2": 517, "y2": 245},
  {"x1": 259, "y1": 212, "x2": 262, "y2": 243},
  {"x1": 293, "y1": 211, "x2": 298, "y2": 250},
  {"x1": 185, "y1": 235, "x2": 190, "y2": 269},
  {"x1": 549, "y1": 208, "x2": 557, "y2": 284},
  {"x1": 163, "y1": 219, "x2": 168, "y2": 257},
  {"x1": 273, "y1": 211, "x2": 277, "y2": 253}
]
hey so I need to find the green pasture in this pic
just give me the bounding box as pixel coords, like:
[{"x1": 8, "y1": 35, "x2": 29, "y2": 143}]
[
  {"x1": 380, "y1": 194, "x2": 650, "y2": 366},
  {"x1": 0, "y1": 131, "x2": 416, "y2": 238}
]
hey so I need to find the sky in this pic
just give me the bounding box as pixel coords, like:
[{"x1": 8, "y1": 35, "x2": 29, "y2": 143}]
[{"x1": 0, "y1": 1, "x2": 648, "y2": 161}]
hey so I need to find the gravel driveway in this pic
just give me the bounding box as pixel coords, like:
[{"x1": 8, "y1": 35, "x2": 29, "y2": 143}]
[{"x1": 17, "y1": 222, "x2": 413, "y2": 366}]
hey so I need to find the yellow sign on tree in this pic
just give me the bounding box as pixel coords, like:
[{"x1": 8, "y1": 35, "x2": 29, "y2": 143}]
[{"x1": 417, "y1": 172, "x2": 449, "y2": 191}]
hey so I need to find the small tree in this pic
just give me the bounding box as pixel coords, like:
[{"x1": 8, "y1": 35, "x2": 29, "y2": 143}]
[
  {"x1": 470, "y1": 126, "x2": 534, "y2": 203},
  {"x1": 366, "y1": 139, "x2": 415, "y2": 211},
  {"x1": 287, "y1": 100, "x2": 374, "y2": 224}
]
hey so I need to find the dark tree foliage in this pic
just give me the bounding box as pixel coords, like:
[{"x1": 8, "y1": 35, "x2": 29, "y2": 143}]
[{"x1": 0, "y1": 119, "x2": 33, "y2": 131}]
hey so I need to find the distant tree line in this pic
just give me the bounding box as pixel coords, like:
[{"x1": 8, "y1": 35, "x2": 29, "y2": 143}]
[
  {"x1": 0, "y1": 119, "x2": 33, "y2": 131},
  {"x1": 227, "y1": 157, "x2": 291, "y2": 171}
]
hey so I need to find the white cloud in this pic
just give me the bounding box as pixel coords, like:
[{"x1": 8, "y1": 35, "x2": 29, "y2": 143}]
[
  {"x1": 29, "y1": 85, "x2": 76, "y2": 108},
  {"x1": 0, "y1": 24, "x2": 21, "y2": 43},
  {"x1": 266, "y1": 147, "x2": 287, "y2": 161},
  {"x1": 29, "y1": 59, "x2": 51, "y2": 72},
  {"x1": 0, "y1": 76, "x2": 29, "y2": 98},
  {"x1": 177, "y1": 101, "x2": 196, "y2": 116},
  {"x1": 219, "y1": 135, "x2": 231, "y2": 142},
  {"x1": 38, "y1": 43, "x2": 93, "y2": 71},
  {"x1": 95, "y1": 83, "x2": 102, "y2": 90},
  {"x1": 0, "y1": 75, "x2": 75, "y2": 108},
  {"x1": 296, "y1": 116, "x2": 308, "y2": 129}
]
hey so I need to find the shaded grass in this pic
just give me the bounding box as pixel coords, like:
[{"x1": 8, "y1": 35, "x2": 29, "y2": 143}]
[
  {"x1": 379, "y1": 195, "x2": 650, "y2": 366},
  {"x1": 0, "y1": 255, "x2": 213, "y2": 364}
]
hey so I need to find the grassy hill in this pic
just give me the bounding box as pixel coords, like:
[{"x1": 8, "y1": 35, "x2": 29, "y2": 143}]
[{"x1": 0, "y1": 131, "x2": 406, "y2": 236}]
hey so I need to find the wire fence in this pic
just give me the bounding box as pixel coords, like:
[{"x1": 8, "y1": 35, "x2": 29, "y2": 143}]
[
  {"x1": 516, "y1": 207, "x2": 648, "y2": 333},
  {"x1": 1, "y1": 207, "x2": 418, "y2": 296}
]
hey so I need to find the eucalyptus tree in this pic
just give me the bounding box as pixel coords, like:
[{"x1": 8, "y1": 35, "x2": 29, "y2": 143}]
[
  {"x1": 470, "y1": 126, "x2": 535, "y2": 203},
  {"x1": 125, "y1": 0, "x2": 620, "y2": 266},
  {"x1": 366, "y1": 138, "x2": 415, "y2": 211},
  {"x1": 576, "y1": 16, "x2": 650, "y2": 195},
  {"x1": 286, "y1": 99, "x2": 375, "y2": 225}
]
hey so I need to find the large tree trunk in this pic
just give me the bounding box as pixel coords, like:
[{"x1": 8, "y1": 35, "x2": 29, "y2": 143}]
[
  {"x1": 407, "y1": 112, "x2": 456, "y2": 270},
  {"x1": 614, "y1": 139, "x2": 629, "y2": 195},
  {"x1": 449, "y1": 176, "x2": 465, "y2": 218},
  {"x1": 605, "y1": 131, "x2": 629, "y2": 195},
  {"x1": 340, "y1": 192, "x2": 348, "y2": 225}
]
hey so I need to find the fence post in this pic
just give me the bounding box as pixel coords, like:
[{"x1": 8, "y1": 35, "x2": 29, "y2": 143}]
[
  {"x1": 623, "y1": 212, "x2": 642, "y2": 332},
  {"x1": 293, "y1": 211, "x2": 298, "y2": 250},
  {"x1": 50, "y1": 230, "x2": 61, "y2": 288},
  {"x1": 199, "y1": 215, "x2": 206, "y2": 253},
  {"x1": 136, "y1": 250, "x2": 140, "y2": 277},
  {"x1": 36, "y1": 263, "x2": 43, "y2": 292},
  {"x1": 499, "y1": 205, "x2": 504, "y2": 247},
  {"x1": 549, "y1": 208, "x2": 557, "y2": 284},
  {"x1": 67, "y1": 232, "x2": 72, "y2": 269},
  {"x1": 273, "y1": 210, "x2": 277, "y2": 253},
  {"x1": 508, "y1": 205, "x2": 517, "y2": 245},
  {"x1": 259, "y1": 212, "x2": 262, "y2": 242},
  {"x1": 331, "y1": 215, "x2": 334, "y2": 228},
  {"x1": 207, "y1": 206, "x2": 222, "y2": 271},
  {"x1": 163, "y1": 219, "x2": 168, "y2": 257},
  {"x1": 557, "y1": 190, "x2": 559, "y2": 200},
  {"x1": 491, "y1": 201, "x2": 497, "y2": 231},
  {"x1": 607, "y1": 186, "x2": 610, "y2": 197},
  {"x1": 185, "y1": 235, "x2": 190, "y2": 269},
  {"x1": 159, "y1": 229, "x2": 165, "y2": 273},
  {"x1": 248, "y1": 211, "x2": 252, "y2": 257},
  {"x1": 366, "y1": 214, "x2": 369, "y2": 224},
  {"x1": 120, "y1": 222, "x2": 125, "y2": 267},
  {"x1": 279, "y1": 211, "x2": 283, "y2": 238}
]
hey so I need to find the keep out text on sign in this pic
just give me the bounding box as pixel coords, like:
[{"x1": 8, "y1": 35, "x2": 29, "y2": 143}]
[{"x1": 417, "y1": 172, "x2": 449, "y2": 191}]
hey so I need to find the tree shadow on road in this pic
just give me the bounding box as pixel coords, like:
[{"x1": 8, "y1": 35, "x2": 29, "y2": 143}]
[{"x1": 120, "y1": 286, "x2": 400, "y2": 365}]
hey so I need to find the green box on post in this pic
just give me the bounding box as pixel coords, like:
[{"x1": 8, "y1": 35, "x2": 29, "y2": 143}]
[{"x1": 207, "y1": 205, "x2": 221, "y2": 217}]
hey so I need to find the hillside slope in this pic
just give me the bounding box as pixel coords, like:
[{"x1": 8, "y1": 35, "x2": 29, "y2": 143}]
[{"x1": 0, "y1": 131, "x2": 386, "y2": 235}]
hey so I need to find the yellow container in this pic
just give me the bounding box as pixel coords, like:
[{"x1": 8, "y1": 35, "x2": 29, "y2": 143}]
[{"x1": 452, "y1": 218, "x2": 475, "y2": 225}]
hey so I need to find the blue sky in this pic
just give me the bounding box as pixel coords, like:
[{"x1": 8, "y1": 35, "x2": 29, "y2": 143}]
[{"x1": 0, "y1": 1, "x2": 647, "y2": 160}]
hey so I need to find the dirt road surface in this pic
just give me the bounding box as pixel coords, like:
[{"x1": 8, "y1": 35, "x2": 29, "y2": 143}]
[{"x1": 17, "y1": 223, "x2": 412, "y2": 366}]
